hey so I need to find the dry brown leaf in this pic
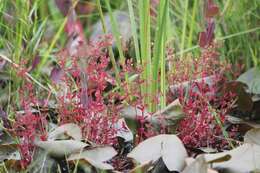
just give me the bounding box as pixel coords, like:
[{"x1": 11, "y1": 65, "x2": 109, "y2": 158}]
[
  {"x1": 48, "y1": 123, "x2": 82, "y2": 141},
  {"x1": 68, "y1": 146, "x2": 117, "y2": 170},
  {"x1": 35, "y1": 140, "x2": 87, "y2": 158},
  {"x1": 128, "y1": 134, "x2": 187, "y2": 172},
  {"x1": 204, "y1": 143, "x2": 260, "y2": 173},
  {"x1": 244, "y1": 128, "x2": 260, "y2": 145},
  {"x1": 129, "y1": 161, "x2": 153, "y2": 173},
  {"x1": 182, "y1": 155, "x2": 207, "y2": 173}
]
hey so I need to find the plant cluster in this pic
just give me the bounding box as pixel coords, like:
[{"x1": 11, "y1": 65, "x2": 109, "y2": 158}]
[
  {"x1": 167, "y1": 0, "x2": 237, "y2": 149},
  {"x1": 1, "y1": 0, "x2": 259, "y2": 172},
  {"x1": 170, "y1": 45, "x2": 235, "y2": 148},
  {"x1": 9, "y1": 35, "x2": 123, "y2": 168}
]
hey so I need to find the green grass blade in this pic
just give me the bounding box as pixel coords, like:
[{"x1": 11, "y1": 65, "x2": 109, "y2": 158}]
[
  {"x1": 151, "y1": 0, "x2": 169, "y2": 111},
  {"x1": 127, "y1": 0, "x2": 141, "y2": 65},
  {"x1": 36, "y1": 16, "x2": 67, "y2": 76},
  {"x1": 180, "y1": 0, "x2": 189, "y2": 59},
  {"x1": 138, "y1": 0, "x2": 151, "y2": 107},
  {"x1": 95, "y1": 0, "x2": 121, "y2": 86},
  {"x1": 187, "y1": 0, "x2": 198, "y2": 48},
  {"x1": 104, "y1": 0, "x2": 126, "y2": 67}
]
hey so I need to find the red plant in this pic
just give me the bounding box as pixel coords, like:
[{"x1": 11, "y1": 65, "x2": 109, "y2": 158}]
[
  {"x1": 172, "y1": 0, "x2": 237, "y2": 149},
  {"x1": 199, "y1": 0, "x2": 219, "y2": 48},
  {"x1": 14, "y1": 113, "x2": 47, "y2": 168},
  {"x1": 13, "y1": 83, "x2": 47, "y2": 168},
  {"x1": 53, "y1": 35, "x2": 120, "y2": 145},
  {"x1": 169, "y1": 45, "x2": 235, "y2": 149},
  {"x1": 10, "y1": 35, "x2": 120, "y2": 169}
]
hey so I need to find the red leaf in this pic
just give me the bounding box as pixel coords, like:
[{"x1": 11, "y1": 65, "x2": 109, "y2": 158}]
[
  {"x1": 205, "y1": 0, "x2": 219, "y2": 18},
  {"x1": 55, "y1": 0, "x2": 72, "y2": 16},
  {"x1": 199, "y1": 20, "x2": 215, "y2": 48},
  {"x1": 199, "y1": 32, "x2": 207, "y2": 48},
  {"x1": 76, "y1": 1, "x2": 95, "y2": 15},
  {"x1": 64, "y1": 10, "x2": 86, "y2": 55},
  {"x1": 50, "y1": 67, "x2": 64, "y2": 84},
  {"x1": 206, "y1": 5, "x2": 219, "y2": 18},
  {"x1": 29, "y1": 55, "x2": 40, "y2": 72}
]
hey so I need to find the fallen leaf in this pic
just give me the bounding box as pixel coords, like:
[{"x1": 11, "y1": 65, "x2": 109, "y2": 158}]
[
  {"x1": 204, "y1": 143, "x2": 260, "y2": 173},
  {"x1": 129, "y1": 161, "x2": 153, "y2": 173},
  {"x1": 48, "y1": 123, "x2": 82, "y2": 141},
  {"x1": 170, "y1": 75, "x2": 216, "y2": 96},
  {"x1": 185, "y1": 157, "x2": 195, "y2": 166},
  {"x1": 128, "y1": 134, "x2": 187, "y2": 172},
  {"x1": 198, "y1": 147, "x2": 218, "y2": 153},
  {"x1": 114, "y1": 118, "x2": 133, "y2": 142},
  {"x1": 208, "y1": 169, "x2": 218, "y2": 173},
  {"x1": 120, "y1": 105, "x2": 154, "y2": 133},
  {"x1": 35, "y1": 140, "x2": 87, "y2": 158},
  {"x1": 244, "y1": 128, "x2": 260, "y2": 145},
  {"x1": 120, "y1": 105, "x2": 159, "y2": 127},
  {"x1": 0, "y1": 58, "x2": 6, "y2": 71},
  {"x1": 237, "y1": 67, "x2": 260, "y2": 94},
  {"x1": 120, "y1": 105, "x2": 151, "y2": 120},
  {"x1": 227, "y1": 115, "x2": 260, "y2": 128},
  {"x1": 153, "y1": 99, "x2": 184, "y2": 118},
  {"x1": 0, "y1": 144, "x2": 20, "y2": 162},
  {"x1": 68, "y1": 146, "x2": 117, "y2": 170},
  {"x1": 182, "y1": 155, "x2": 207, "y2": 173}
]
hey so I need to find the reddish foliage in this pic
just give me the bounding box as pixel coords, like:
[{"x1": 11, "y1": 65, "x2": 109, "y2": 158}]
[
  {"x1": 54, "y1": 36, "x2": 119, "y2": 145},
  {"x1": 50, "y1": 66, "x2": 65, "y2": 84},
  {"x1": 14, "y1": 113, "x2": 47, "y2": 168},
  {"x1": 55, "y1": 0, "x2": 71, "y2": 16},
  {"x1": 11, "y1": 35, "x2": 121, "y2": 168},
  {"x1": 205, "y1": 0, "x2": 219, "y2": 18},
  {"x1": 169, "y1": 45, "x2": 235, "y2": 149},
  {"x1": 13, "y1": 83, "x2": 47, "y2": 168},
  {"x1": 173, "y1": 1, "x2": 237, "y2": 149},
  {"x1": 10, "y1": 0, "x2": 237, "y2": 167},
  {"x1": 199, "y1": 0, "x2": 219, "y2": 48},
  {"x1": 199, "y1": 19, "x2": 215, "y2": 48}
]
